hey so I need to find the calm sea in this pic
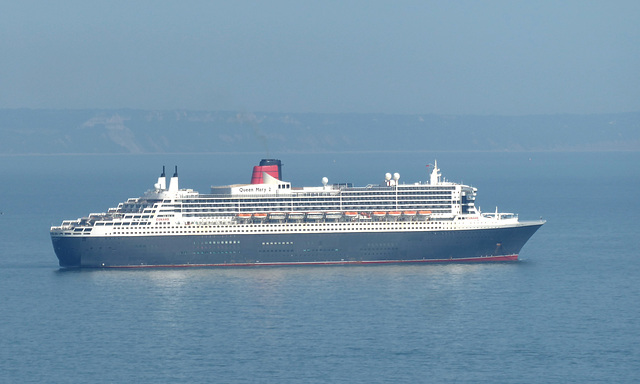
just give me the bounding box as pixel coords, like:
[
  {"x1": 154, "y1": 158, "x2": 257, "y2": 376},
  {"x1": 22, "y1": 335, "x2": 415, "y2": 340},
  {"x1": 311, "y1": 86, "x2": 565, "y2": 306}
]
[{"x1": 1, "y1": 151, "x2": 638, "y2": 383}]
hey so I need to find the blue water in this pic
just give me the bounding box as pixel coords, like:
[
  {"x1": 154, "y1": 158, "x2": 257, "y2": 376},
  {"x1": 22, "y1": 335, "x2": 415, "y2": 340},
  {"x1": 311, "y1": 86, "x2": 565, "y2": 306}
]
[{"x1": 1, "y1": 152, "x2": 639, "y2": 383}]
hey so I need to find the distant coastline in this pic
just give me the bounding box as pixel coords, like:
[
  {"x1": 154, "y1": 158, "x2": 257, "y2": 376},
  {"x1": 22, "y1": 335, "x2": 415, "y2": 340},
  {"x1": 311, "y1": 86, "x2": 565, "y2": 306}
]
[{"x1": 1, "y1": 109, "x2": 638, "y2": 155}]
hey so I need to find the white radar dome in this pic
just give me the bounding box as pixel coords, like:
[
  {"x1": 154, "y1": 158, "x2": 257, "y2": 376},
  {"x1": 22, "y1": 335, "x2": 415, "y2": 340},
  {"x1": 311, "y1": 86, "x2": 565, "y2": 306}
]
[
  {"x1": 322, "y1": 177, "x2": 328, "y2": 186},
  {"x1": 385, "y1": 173, "x2": 392, "y2": 181},
  {"x1": 393, "y1": 172, "x2": 400, "y2": 181}
]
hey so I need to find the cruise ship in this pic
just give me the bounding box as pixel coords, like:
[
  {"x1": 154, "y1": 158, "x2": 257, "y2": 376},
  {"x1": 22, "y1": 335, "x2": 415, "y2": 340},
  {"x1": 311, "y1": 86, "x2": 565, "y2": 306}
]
[{"x1": 50, "y1": 159, "x2": 544, "y2": 268}]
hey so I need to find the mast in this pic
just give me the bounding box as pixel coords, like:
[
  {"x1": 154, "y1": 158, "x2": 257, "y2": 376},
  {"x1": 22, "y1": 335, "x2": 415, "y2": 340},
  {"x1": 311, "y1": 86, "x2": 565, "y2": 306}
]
[{"x1": 430, "y1": 160, "x2": 441, "y2": 185}]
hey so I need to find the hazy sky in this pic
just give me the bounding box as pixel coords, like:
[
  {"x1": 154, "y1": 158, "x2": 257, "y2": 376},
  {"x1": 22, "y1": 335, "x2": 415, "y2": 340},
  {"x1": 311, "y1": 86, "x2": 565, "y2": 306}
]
[{"x1": 1, "y1": 1, "x2": 638, "y2": 115}]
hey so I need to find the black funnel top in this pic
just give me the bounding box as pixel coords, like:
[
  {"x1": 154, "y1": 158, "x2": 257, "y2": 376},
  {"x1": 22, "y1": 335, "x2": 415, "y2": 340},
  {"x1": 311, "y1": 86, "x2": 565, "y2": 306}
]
[{"x1": 259, "y1": 159, "x2": 282, "y2": 180}]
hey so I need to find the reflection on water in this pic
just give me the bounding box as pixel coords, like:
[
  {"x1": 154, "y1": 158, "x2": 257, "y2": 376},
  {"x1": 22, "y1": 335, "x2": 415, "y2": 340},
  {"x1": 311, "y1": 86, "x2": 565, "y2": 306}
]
[{"x1": 51, "y1": 261, "x2": 524, "y2": 331}]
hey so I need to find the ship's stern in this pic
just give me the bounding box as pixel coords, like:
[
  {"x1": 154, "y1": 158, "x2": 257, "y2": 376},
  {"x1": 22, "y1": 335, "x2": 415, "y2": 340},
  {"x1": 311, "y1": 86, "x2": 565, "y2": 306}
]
[{"x1": 50, "y1": 235, "x2": 82, "y2": 268}]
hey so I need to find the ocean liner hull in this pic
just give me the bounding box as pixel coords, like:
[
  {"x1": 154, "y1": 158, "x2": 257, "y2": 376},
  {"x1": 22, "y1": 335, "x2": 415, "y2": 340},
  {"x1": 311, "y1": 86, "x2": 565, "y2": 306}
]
[{"x1": 52, "y1": 222, "x2": 542, "y2": 268}]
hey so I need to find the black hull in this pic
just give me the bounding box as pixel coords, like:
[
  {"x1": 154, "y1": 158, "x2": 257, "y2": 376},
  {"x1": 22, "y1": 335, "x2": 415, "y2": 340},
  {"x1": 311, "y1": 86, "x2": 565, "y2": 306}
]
[{"x1": 52, "y1": 223, "x2": 543, "y2": 268}]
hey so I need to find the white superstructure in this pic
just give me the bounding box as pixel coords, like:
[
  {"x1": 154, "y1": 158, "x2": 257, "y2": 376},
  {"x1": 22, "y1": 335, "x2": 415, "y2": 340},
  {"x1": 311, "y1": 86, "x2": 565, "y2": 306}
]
[{"x1": 51, "y1": 161, "x2": 527, "y2": 239}]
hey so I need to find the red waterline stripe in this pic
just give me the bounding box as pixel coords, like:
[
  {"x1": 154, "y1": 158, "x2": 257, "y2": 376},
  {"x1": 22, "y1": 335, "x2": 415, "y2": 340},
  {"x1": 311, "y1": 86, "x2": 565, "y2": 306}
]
[{"x1": 99, "y1": 254, "x2": 519, "y2": 269}]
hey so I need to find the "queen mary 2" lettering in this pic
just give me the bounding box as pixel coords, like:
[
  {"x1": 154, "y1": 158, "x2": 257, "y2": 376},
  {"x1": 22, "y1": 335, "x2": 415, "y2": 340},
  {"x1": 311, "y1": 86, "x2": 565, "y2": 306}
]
[{"x1": 237, "y1": 186, "x2": 273, "y2": 194}]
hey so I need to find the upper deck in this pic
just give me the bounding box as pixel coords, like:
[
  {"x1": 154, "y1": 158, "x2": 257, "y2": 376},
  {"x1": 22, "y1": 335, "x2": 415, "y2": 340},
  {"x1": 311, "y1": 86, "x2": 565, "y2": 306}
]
[{"x1": 52, "y1": 159, "x2": 529, "y2": 235}]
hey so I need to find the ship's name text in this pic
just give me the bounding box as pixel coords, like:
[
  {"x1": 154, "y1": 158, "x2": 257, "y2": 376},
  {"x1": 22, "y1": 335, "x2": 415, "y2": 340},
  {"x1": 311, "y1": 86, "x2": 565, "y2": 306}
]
[{"x1": 237, "y1": 186, "x2": 273, "y2": 193}]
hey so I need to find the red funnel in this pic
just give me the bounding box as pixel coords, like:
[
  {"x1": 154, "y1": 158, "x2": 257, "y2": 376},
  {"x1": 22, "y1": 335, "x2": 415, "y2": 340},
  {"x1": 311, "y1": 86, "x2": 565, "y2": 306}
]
[{"x1": 250, "y1": 159, "x2": 282, "y2": 184}]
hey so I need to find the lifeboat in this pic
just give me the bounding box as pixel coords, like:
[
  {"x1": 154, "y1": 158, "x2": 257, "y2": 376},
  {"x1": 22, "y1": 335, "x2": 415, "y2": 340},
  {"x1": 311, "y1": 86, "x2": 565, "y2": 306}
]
[
  {"x1": 325, "y1": 211, "x2": 342, "y2": 220},
  {"x1": 388, "y1": 211, "x2": 401, "y2": 217},
  {"x1": 237, "y1": 213, "x2": 252, "y2": 219},
  {"x1": 372, "y1": 212, "x2": 387, "y2": 219},
  {"x1": 306, "y1": 212, "x2": 324, "y2": 221},
  {"x1": 344, "y1": 212, "x2": 358, "y2": 221},
  {"x1": 287, "y1": 212, "x2": 305, "y2": 221},
  {"x1": 269, "y1": 212, "x2": 286, "y2": 221},
  {"x1": 417, "y1": 210, "x2": 431, "y2": 221},
  {"x1": 253, "y1": 213, "x2": 267, "y2": 220},
  {"x1": 403, "y1": 211, "x2": 417, "y2": 217}
]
